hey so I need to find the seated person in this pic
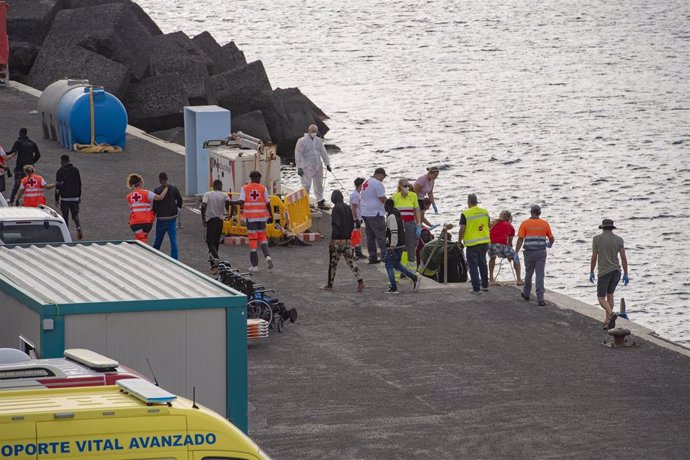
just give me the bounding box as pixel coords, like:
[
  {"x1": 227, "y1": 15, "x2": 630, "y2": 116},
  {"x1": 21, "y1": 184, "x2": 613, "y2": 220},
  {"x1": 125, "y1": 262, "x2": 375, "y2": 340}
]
[{"x1": 488, "y1": 210, "x2": 523, "y2": 285}]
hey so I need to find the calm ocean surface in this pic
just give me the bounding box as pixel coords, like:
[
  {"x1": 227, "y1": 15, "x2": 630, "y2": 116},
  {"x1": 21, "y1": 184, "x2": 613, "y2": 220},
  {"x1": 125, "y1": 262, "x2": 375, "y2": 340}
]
[{"x1": 138, "y1": 0, "x2": 690, "y2": 344}]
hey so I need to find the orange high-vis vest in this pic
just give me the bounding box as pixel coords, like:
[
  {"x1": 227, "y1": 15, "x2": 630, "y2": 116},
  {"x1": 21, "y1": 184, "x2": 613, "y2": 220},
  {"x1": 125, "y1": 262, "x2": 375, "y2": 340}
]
[
  {"x1": 127, "y1": 188, "x2": 155, "y2": 225},
  {"x1": 241, "y1": 182, "x2": 269, "y2": 220},
  {"x1": 21, "y1": 174, "x2": 47, "y2": 207}
]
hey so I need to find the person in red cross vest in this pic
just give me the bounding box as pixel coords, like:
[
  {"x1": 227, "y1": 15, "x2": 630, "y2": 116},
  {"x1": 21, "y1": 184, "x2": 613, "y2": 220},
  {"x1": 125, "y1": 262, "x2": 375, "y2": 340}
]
[
  {"x1": 237, "y1": 170, "x2": 274, "y2": 272},
  {"x1": 126, "y1": 173, "x2": 169, "y2": 243},
  {"x1": 15, "y1": 165, "x2": 55, "y2": 207}
]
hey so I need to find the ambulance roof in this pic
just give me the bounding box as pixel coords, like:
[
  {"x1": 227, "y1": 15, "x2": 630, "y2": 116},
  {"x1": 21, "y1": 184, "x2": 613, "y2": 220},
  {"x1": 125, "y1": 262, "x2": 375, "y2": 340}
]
[{"x1": 0, "y1": 241, "x2": 240, "y2": 306}]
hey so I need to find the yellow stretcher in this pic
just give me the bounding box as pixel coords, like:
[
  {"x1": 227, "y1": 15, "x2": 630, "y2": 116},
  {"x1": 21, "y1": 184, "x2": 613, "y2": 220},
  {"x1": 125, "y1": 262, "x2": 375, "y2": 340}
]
[{"x1": 223, "y1": 187, "x2": 312, "y2": 238}]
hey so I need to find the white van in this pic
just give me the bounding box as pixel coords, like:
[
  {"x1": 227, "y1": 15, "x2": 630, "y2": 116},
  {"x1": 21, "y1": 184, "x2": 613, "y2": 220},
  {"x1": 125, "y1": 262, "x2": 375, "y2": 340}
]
[{"x1": 0, "y1": 206, "x2": 72, "y2": 244}]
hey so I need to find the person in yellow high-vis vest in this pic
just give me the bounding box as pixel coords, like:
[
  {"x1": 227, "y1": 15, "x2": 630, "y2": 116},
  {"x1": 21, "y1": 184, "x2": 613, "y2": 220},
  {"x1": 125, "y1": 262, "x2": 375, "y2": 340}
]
[{"x1": 458, "y1": 193, "x2": 491, "y2": 294}]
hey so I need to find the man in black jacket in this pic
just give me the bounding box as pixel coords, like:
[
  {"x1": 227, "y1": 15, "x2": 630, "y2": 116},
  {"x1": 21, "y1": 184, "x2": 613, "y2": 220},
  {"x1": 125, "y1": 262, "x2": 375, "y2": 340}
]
[
  {"x1": 322, "y1": 190, "x2": 364, "y2": 292},
  {"x1": 8, "y1": 128, "x2": 41, "y2": 204},
  {"x1": 55, "y1": 155, "x2": 83, "y2": 239},
  {"x1": 152, "y1": 172, "x2": 183, "y2": 260}
]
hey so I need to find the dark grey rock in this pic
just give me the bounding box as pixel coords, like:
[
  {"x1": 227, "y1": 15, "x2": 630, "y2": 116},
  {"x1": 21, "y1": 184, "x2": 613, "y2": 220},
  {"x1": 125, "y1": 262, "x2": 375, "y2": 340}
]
[
  {"x1": 211, "y1": 60, "x2": 272, "y2": 114},
  {"x1": 7, "y1": 0, "x2": 66, "y2": 46},
  {"x1": 221, "y1": 41, "x2": 247, "y2": 69},
  {"x1": 192, "y1": 32, "x2": 244, "y2": 75},
  {"x1": 146, "y1": 32, "x2": 214, "y2": 75},
  {"x1": 232, "y1": 110, "x2": 272, "y2": 143},
  {"x1": 64, "y1": 0, "x2": 163, "y2": 36},
  {"x1": 148, "y1": 127, "x2": 186, "y2": 146},
  {"x1": 246, "y1": 88, "x2": 329, "y2": 160},
  {"x1": 301, "y1": 91, "x2": 329, "y2": 121},
  {"x1": 42, "y1": 3, "x2": 154, "y2": 80},
  {"x1": 27, "y1": 44, "x2": 130, "y2": 98},
  {"x1": 124, "y1": 74, "x2": 189, "y2": 132},
  {"x1": 150, "y1": 56, "x2": 215, "y2": 105},
  {"x1": 9, "y1": 41, "x2": 40, "y2": 82}
]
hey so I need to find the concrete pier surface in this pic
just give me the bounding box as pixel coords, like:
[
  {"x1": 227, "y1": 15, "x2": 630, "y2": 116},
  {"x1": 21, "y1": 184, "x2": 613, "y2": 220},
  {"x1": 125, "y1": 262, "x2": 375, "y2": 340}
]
[{"x1": 2, "y1": 85, "x2": 690, "y2": 458}]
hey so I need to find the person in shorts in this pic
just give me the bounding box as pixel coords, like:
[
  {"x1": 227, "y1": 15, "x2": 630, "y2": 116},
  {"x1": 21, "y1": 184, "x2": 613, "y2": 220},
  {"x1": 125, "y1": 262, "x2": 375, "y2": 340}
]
[
  {"x1": 590, "y1": 218, "x2": 629, "y2": 330},
  {"x1": 488, "y1": 210, "x2": 523, "y2": 285}
]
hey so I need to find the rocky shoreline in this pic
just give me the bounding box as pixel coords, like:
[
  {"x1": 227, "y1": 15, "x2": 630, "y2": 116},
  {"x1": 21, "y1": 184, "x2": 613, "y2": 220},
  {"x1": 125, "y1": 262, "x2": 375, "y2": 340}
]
[{"x1": 6, "y1": 0, "x2": 329, "y2": 159}]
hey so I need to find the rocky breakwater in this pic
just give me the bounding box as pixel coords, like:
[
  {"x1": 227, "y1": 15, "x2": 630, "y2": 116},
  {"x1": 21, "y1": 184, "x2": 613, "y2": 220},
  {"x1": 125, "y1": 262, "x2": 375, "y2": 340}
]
[{"x1": 6, "y1": 0, "x2": 328, "y2": 159}]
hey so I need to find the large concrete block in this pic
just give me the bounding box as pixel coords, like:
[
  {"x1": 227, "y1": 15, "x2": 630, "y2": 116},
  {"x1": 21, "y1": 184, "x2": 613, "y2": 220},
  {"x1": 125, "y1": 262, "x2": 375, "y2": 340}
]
[
  {"x1": 150, "y1": 56, "x2": 215, "y2": 105},
  {"x1": 27, "y1": 44, "x2": 130, "y2": 98},
  {"x1": 65, "y1": 0, "x2": 163, "y2": 36},
  {"x1": 147, "y1": 32, "x2": 214, "y2": 75},
  {"x1": 192, "y1": 32, "x2": 245, "y2": 75},
  {"x1": 124, "y1": 74, "x2": 189, "y2": 132},
  {"x1": 9, "y1": 41, "x2": 40, "y2": 83},
  {"x1": 42, "y1": 3, "x2": 154, "y2": 80},
  {"x1": 221, "y1": 41, "x2": 247, "y2": 69},
  {"x1": 7, "y1": 0, "x2": 66, "y2": 46},
  {"x1": 211, "y1": 60, "x2": 272, "y2": 115},
  {"x1": 232, "y1": 110, "x2": 272, "y2": 143}
]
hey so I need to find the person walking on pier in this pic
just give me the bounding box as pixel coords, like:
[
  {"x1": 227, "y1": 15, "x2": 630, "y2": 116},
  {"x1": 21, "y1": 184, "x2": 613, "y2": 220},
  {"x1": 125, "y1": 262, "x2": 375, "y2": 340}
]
[
  {"x1": 152, "y1": 172, "x2": 183, "y2": 260},
  {"x1": 361, "y1": 167, "x2": 388, "y2": 264},
  {"x1": 7, "y1": 128, "x2": 41, "y2": 205},
  {"x1": 238, "y1": 170, "x2": 274, "y2": 272},
  {"x1": 515, "y1": 205, "x2": 555, "y2": 306},
  {"x1": 392, "y1": 177, "x2": 422, "y2": 270},
  {"x1": 322, "y1": 190, "x2": 365, "y2": 292},
  {"x1": 459, "y1": 193, "x2": 491, "y2": 294},
  {"x1": 488, "y1": 210, "x2": 523, "y2": 285},
  {"x1": 202, "y1": 179, "x2": 232, "y2": 262},
  {"x1": 126, "y1": 174, "x2": 169, "y2": 243},
  {"x1": 55, "y1": 155, "x2": 83, "y2": 240},
  {"x1": 590, "y1": 219, "x2": 629, "y2": 330},
  {"x1": 384, "y1": 198, "x2": 421, "y2": 293},
  {"x1": 349, "y1": 177, "x2": 366, "y2": 259},
  {"x1": 295, "y1": 124, "x2": 331, "y2": 210},
  {"x1": 15, "y1": 165, "x2": 55, "y2": 207}
]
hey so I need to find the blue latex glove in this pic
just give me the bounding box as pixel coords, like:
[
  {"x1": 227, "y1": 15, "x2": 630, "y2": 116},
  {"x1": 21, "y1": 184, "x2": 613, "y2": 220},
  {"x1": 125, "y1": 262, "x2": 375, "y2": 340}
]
[
  {"x1": 297, "y1": 168, "x2": 304, "y2": 177},
  {"x1": 415, "y1": 226, "x2": 422, "y2": 238},
  {"x1": 623, "y1": 274, "x2": 629, "y2": 286},
  {"x1": 432, "y1": 202, "x2": 439, "y2": 214},
  {"x1": 326, "y1": 165, "x2": 332, "y2": 172},
  {"x1": 589, "y1": 272, "x2": 595, "y2": 284}
]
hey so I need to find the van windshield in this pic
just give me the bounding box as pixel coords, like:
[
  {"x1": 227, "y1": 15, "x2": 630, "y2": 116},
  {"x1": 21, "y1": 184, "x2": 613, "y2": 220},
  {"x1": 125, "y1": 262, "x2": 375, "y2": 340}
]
[{"x1": 0, "y1": 224, "x2": 65, "y2": 244}]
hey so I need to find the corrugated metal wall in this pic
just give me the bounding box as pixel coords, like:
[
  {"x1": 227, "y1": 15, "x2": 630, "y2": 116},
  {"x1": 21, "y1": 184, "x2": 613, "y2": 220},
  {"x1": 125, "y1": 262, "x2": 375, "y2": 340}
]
[
  {"x1": 64, "y1": 309, "x2": 227, "y2": 416},
  {"x1": 0, "y1": 293, "x2": 40, "y2": 352}
]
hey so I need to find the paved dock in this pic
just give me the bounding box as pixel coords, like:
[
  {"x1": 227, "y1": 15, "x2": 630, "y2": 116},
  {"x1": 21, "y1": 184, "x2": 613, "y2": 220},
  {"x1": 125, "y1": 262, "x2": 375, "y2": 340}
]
[{"x1": 2, "y1": 85, "x2": 690, "y2": 458}]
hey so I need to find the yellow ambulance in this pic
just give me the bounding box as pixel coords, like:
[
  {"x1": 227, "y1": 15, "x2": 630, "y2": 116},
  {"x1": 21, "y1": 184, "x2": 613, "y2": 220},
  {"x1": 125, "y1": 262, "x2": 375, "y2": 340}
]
[{"x1": 0, "y1": 379, "x2": 270, "y2": 460}]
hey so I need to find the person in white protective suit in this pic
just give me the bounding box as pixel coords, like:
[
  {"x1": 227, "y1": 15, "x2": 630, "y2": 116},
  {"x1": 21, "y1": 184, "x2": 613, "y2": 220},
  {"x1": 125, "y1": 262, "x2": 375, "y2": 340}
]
[{"x1": 295, "y1": 124, "x2": 332, "y2": 210}]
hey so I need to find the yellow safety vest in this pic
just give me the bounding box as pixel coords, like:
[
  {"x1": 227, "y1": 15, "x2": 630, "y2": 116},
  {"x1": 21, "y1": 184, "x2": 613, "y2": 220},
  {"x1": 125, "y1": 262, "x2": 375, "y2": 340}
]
[
  {"x1": 391, "y1": 192, "x2": 418, "y2": 222},
  {"x1": 462, "y1": 206, "x2": 490, "y2": 247}
]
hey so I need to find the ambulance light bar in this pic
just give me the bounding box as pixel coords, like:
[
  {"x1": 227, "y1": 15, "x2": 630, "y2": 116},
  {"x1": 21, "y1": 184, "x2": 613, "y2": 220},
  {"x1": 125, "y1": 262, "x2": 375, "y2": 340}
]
[
  {"x1": 64, "y1": 349, "x2": 119, "y2": 370},
  {"x1": 117, "y1": 378, "x2": 177, "y2": 405}
]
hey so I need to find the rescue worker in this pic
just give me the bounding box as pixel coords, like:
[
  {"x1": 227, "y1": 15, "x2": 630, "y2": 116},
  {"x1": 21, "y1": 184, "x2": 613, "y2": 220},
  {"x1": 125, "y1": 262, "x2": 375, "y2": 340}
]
[
  {"x1": 294, "y1": 124, "x2": 331, "y2": 210},
  {"x1": 515, "y1": 204, "x2": 555, "y2": 306},
  {"x1": 238, "y1": 170, "x2": 274, "y2": 272},
  {"x1": 15, "y1": 165, "x2": 55, "y2": 207},
  {"x1": 458, "y1": 193, "x2": 491, "y2": 294},
  {"x1": 349, "y1": 177, "x2": 366, "y2": 259},
  {"x1": 126, "y1": 173, "x2": 169, "y2": 243},
  {"x1": 392, "y1": 178, "x2": 422, "y2": 270}
]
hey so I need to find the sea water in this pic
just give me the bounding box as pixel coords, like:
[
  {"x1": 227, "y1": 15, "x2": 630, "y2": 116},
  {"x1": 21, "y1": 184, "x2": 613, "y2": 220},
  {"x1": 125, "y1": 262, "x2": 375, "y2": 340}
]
[{"x1": 138, "y1": 0, "x2": 690, "y2": 344}]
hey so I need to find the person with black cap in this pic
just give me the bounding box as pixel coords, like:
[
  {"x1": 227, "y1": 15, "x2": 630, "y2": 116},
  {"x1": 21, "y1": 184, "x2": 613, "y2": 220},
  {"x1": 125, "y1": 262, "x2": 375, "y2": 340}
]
[
  {"x1": 360, "y1": 167, "x2": 388, "y2": 263},
  {"x1": 515, "y1": 204, "x2": 555, "y2": 306},
  {"x1": 590, "y1": 218, "x2": 629, "y2": 330}
]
